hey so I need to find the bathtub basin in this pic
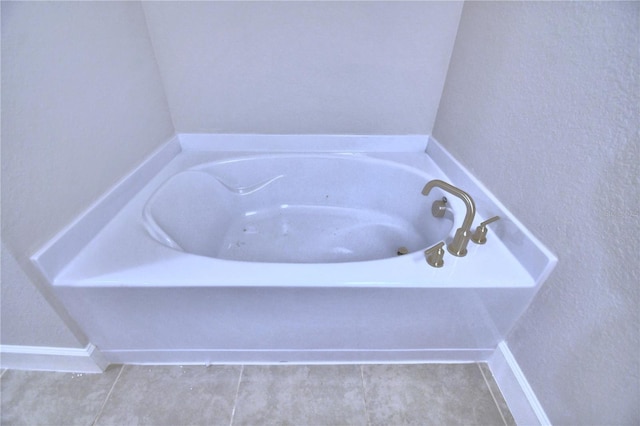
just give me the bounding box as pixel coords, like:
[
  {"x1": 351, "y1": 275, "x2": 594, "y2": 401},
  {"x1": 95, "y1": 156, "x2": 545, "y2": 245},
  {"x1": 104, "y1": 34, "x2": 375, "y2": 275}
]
[
  {"x1": 143, "y1": 155, "x2": 454, "y2": 263},
  {"x1": 33, "y1": 134, "x2": 557, "y2": 364}
]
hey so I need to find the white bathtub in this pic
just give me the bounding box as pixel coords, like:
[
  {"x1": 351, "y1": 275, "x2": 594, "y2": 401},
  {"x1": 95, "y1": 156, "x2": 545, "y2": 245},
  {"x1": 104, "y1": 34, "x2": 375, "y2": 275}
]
[{"x1": 33, "y1": 135, "x2": 556, "y2": 364}]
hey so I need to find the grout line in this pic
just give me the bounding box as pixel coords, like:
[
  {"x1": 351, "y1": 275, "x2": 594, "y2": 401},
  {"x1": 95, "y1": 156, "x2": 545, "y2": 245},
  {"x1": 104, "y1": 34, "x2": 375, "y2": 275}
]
[
  {"x1": 91, "y1": 365, "x2": 125, "y2": 426},
  {"x1": 360, "y1": 365, "x2": 372, "y2": 426},
  {"x1": 229, "y1": 365, "x2": 244, "y2": 426},
  {"x1": 477, "y1": 363, "x2": 508, "y2": 426}
]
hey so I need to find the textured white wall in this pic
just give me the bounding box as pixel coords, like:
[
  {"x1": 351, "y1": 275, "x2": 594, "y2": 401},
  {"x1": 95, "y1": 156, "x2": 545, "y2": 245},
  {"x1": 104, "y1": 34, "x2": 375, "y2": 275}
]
[
  {"x1": 1, "y1": 243, "x2": 81, "y2": 347},
  {"x1": 1, "y1": 1, "x2": 174, "y2": 347},
  {"x1": 434, "y1": 2, "x2": 639, "y2": 424},
  {"x1": 142, "y1": 1, "x2": 462, "y2": 134}
]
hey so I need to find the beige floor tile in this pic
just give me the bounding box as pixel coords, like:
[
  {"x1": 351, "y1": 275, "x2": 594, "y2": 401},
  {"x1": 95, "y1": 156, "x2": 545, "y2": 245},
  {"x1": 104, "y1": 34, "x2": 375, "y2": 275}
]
[
  {"x1": 362, "y1": 363, "x2": 506, "y2": 426},
  {"x1": 95, "y1": 365, "x2": 240, "y2": 426},
  {"x1": 0, "y1": 365, "x2": 122, "y2": 426},
  {"x1": 1, "y1": 363, "x2": 516, "y2": 426},
  {"x1": 232, "y1": 365, "x2": 367, "y2": 426}
]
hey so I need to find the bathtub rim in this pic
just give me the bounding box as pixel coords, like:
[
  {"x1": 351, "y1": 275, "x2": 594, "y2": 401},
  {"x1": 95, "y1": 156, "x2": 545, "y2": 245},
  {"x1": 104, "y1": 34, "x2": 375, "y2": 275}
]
[{"x1": 31, "y1": 134, "x2": 557, "y2": 291}]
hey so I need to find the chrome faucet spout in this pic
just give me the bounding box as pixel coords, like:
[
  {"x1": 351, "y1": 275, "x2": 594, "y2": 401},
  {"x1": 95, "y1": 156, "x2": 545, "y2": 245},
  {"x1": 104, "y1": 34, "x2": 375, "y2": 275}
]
[{"x1": 422, "y1": 179, "x2": 476, "y2": 257}]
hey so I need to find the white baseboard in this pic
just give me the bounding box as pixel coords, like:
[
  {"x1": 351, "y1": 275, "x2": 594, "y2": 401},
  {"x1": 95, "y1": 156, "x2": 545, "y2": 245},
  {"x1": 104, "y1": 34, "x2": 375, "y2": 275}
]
[
  {"x1": 0, "y1": 344, "x2": 108, "y2": 373},
  {"x1": 488, "y1": 341, "x2": 551, "y2": 426}
]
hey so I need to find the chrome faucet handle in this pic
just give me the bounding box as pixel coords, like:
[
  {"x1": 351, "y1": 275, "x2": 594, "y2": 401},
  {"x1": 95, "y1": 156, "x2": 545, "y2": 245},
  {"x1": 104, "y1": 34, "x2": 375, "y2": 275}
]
[
  {"x1": 471, "y1": 216, "x2": 500, "y2": 244},
  {"x1": 424, "y1": 242, "x2": 445, "y2": 268}
]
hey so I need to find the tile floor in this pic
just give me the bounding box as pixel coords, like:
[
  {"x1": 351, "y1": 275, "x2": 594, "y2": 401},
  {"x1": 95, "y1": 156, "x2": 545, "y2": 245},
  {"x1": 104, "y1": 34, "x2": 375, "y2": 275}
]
[{"x1": 1, "y1": 363, "x2": 515, "y2": 426}]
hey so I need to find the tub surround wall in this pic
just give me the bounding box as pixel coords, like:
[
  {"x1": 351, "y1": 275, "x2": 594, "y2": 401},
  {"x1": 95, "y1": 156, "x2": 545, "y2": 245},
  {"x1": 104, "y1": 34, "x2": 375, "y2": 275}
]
[
  {"x1": 433, "y1": 2, "x2": 639, "y2": 423},
  {"x1": 141, "y1": 1, "x2": 462, "y2": 134},
  {"x1": 1, "y1": 1, "x2": 174, "y2": 349}
]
